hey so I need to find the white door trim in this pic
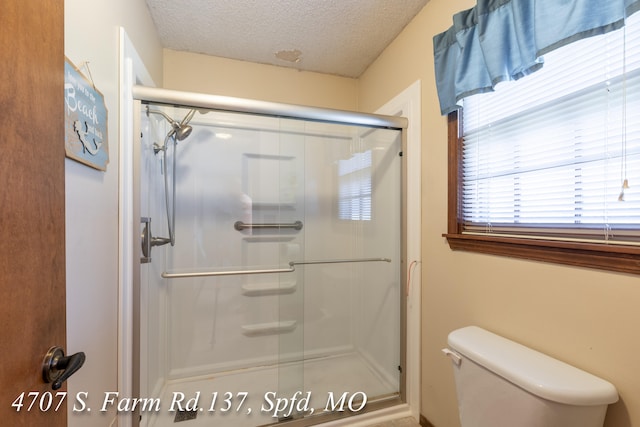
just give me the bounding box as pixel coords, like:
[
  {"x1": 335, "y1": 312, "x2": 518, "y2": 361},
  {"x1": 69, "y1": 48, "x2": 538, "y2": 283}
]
[
  {"x1": 375, "y1": 80, "x2": 422, "y2": 421},
  {"x1": 118, "y1": 28, "x2": 155, "y2": 427}
]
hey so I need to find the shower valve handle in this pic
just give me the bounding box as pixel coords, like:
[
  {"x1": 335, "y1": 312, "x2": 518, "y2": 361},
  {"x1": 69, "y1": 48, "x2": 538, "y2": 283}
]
[
  {"x1": 152, "y1": 237, "x2": 171, "y2": 246},
  {"x1": 141, "y1": 217, "x2": 171, "y2": 263}
]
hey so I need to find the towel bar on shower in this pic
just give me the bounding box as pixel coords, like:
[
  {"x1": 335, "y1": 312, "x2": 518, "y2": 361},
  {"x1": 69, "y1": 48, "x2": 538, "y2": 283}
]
[
  {"x1": 234, "y1": 220, "x2": 303, "y2": 231},
  {"x1": 161, "y1": 257, "x2": 391, "y2": 279}
]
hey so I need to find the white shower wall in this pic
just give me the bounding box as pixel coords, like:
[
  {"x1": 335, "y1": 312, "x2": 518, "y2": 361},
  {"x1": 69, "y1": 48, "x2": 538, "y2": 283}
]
[{"x1": 139, "y1": 107, "x2": 401, "y2": 407}]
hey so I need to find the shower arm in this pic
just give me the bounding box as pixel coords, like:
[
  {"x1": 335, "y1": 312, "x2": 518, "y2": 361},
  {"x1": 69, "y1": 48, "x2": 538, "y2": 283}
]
[{"x1": 146, "y1": 106, "x2": 196, "y2": 143}]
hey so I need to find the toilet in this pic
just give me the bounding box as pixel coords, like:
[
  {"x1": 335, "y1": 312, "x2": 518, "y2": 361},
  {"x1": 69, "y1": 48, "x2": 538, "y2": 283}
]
[{"x1": 443, "y1": 326, "x2": 618, "y2": 427}]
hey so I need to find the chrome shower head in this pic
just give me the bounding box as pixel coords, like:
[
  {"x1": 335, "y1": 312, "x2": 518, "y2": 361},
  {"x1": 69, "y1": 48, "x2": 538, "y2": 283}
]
[
  {"x1": 174, "y1": 109, "x2": 195, "y2": 141},
  {"x1": 146, "y1": 106, "x2": 196, "y2": 141},
  {"x1": 174, "y1": 124, "x2": 192, "y2": 141}
]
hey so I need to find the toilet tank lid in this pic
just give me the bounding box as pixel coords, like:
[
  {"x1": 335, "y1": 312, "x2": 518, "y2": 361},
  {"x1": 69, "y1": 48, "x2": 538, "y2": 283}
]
[{"x1": 447, "y1": 326, "x2": 618, "y2": 406}]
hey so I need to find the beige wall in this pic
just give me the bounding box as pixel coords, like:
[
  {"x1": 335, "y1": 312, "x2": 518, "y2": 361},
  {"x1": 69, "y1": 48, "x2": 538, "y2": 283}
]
[
  {"x1": 163, "y1": 49, "x2": 358, "y2": 110},
  {"x1": 64, "y1": 0, "x2": 163, "y2": 425},
  {"x1": 359, "y1": 1, "x2": 640, "y2": 426}
]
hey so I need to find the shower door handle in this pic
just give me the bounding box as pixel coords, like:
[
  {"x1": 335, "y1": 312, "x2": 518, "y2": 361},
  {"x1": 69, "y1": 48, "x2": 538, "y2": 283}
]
[
  {"x1": 161, "y1": 257, "x2": 391, "y2": 278},
  {"x1": 141, "y1": 217, "x2": 171, "y2": 263},
  {"x1": 234, "y1": 220, "x2": 303, "y2": 231}
]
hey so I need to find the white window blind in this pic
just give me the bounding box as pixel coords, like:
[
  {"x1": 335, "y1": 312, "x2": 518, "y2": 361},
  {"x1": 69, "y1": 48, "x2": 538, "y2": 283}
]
[
  {"x1": 461, "y1": 12, "x2": 640, "y2": 243},
  {"x1": 338, "y1": 150, "x2": 372, "y2": 221}
]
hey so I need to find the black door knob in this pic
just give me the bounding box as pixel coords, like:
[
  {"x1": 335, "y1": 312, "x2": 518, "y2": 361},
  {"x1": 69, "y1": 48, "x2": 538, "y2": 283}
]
[{"x1": 42, "y1": 346, "x2": 86, "y2": 390}]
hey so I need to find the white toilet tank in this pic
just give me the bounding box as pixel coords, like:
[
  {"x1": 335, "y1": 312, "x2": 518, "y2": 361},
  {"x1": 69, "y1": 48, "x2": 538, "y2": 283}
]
[{"x1": 443, "y1": 326, "x2": 618, "y2": 427}]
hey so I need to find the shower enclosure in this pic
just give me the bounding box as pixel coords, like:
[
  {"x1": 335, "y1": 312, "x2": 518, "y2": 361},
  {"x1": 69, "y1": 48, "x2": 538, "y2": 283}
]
[{"x1": 133, "y1": 87, "x2": 407, "y2": 427}]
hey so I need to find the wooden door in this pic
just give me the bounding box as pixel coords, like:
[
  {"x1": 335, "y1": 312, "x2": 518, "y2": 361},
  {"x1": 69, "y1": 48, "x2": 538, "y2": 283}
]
[{"x1": 0, "y1": 0, "x2": 67, "y2": 426}]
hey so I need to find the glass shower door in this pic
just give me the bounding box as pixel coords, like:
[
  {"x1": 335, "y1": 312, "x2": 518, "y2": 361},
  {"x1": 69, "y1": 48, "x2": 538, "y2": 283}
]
[
  {"x1": 288, "y1": 122, "x2": 403, "y2": 424},
  {"x1": 161, "y1": 110, "x2": 308, "y2": 427},
  {"x1": 137, "y1": 103, "x2": 402, "y2": 427},
  {"x1": 237, "y1": 117, "x2": 307, "y2": 423}
]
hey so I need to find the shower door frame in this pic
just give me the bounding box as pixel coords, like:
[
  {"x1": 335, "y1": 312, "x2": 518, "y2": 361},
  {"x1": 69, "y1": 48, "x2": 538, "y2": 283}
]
[{"x1": 119, "y1": 28, "x2": 421, "y2": 427}]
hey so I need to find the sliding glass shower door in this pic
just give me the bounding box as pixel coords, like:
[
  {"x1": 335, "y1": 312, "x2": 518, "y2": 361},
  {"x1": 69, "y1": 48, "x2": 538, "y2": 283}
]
[{"x1": 137, "y1": 103, "x2": 402, "y2": 427}]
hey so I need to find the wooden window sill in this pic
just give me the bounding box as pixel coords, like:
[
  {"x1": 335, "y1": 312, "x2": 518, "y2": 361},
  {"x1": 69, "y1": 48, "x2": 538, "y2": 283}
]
[{"x1": 444, "y1": 233, "x2": 640, "y2": 275}]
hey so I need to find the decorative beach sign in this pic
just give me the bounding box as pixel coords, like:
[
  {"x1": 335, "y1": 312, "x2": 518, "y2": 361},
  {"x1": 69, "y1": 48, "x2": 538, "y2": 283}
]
[{"x1": 64, "y1": 58, "x2": 109, "y2": 171}]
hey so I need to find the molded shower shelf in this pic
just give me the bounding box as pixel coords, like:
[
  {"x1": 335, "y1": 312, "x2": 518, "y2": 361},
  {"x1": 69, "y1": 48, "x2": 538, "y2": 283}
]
[
  {"x1": 241, "y1": 280, "x2": 297, "y2": 296},
  {"x1": 241, "y1": 320, "x2": 297, "y2": 337}
]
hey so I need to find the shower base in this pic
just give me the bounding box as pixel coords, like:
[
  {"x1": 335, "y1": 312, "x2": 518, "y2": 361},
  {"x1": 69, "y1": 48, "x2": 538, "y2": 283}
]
[{"x1": 144, "y1": 352, "x2": 398, "y2": 427}]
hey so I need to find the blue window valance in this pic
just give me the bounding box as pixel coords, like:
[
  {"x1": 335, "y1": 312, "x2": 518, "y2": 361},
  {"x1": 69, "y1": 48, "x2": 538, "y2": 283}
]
[{"x1": 433, "y1": 0, "x2": 640, "y2": 115}]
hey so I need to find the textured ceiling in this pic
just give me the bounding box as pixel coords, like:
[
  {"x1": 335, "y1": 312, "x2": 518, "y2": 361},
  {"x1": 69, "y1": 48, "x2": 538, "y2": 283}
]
[{"x1": 145, "y1": 0, "x2": 428, "y2": 78}]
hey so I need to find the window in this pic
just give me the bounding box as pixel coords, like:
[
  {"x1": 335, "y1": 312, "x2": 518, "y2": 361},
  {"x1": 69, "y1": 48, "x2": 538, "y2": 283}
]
[
  {"x1": 338, "y1": 150, "x2": 372, "y2": 221},
  {"x1": 446, "y1": 13, "x2": 640, "y2": 274}
]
